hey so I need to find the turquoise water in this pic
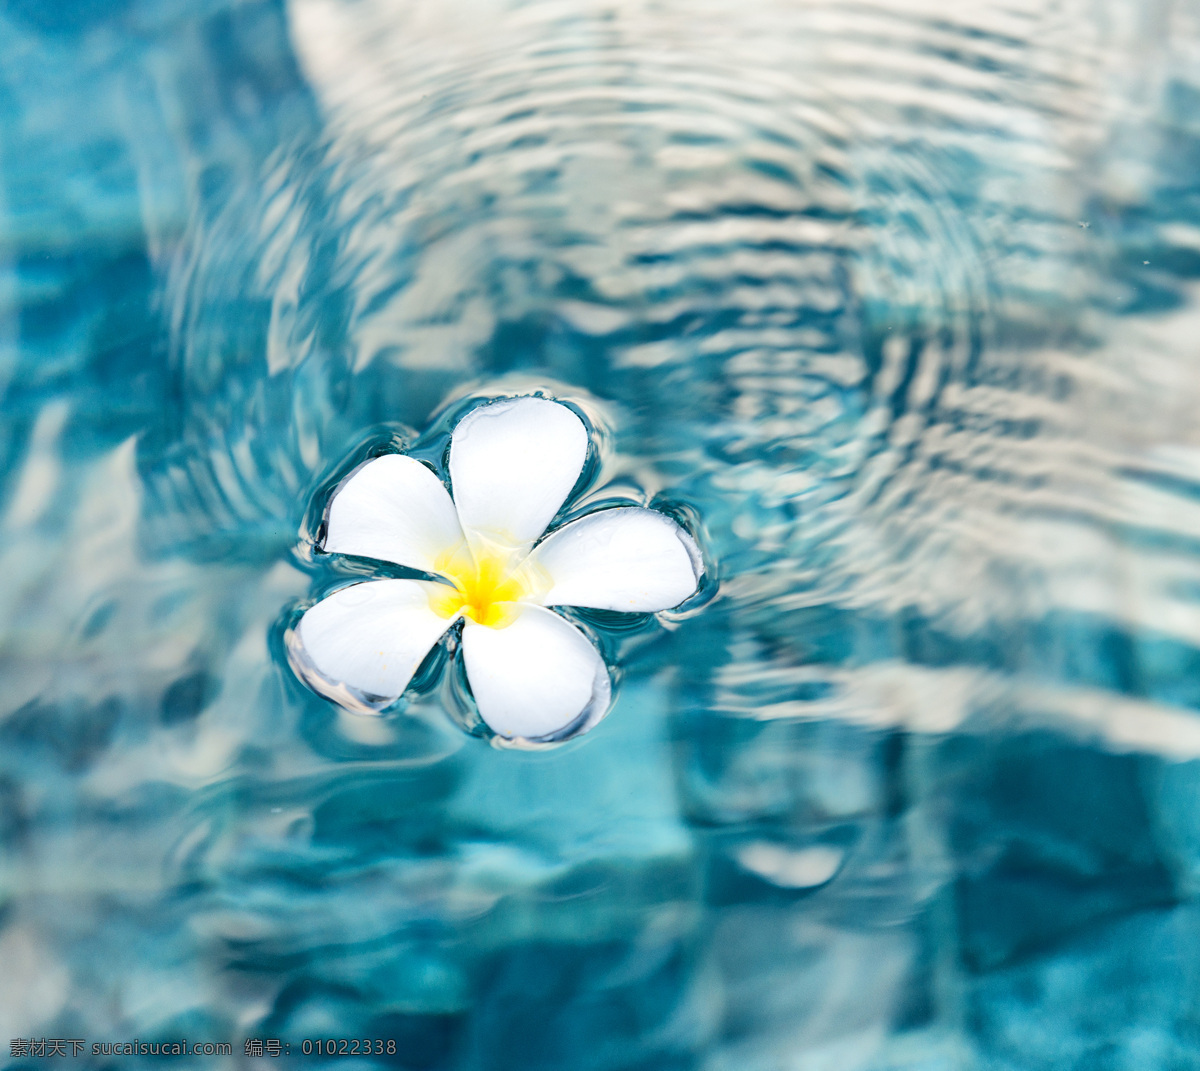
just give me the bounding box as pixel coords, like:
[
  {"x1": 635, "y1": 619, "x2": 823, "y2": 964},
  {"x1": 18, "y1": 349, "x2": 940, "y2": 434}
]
[{"x1": 4, "y1": 0, "x2": 1200, "y2": 1067}]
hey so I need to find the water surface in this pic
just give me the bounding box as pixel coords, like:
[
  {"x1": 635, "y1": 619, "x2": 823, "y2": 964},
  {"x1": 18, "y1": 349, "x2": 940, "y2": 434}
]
[{"x1": 3, "y1": 0, "x2": 1200, "y2": 1067}]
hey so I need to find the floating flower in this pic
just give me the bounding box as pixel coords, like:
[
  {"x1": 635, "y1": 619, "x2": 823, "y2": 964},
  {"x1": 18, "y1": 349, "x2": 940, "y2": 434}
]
[{"x1": 289, "y1": 396, "x2": 703, "y2": 743}]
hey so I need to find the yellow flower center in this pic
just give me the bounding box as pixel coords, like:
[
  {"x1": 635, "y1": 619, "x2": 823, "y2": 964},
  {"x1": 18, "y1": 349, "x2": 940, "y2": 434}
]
[{"x1": 428, "y1": 542, "x2": 548, "y2": 629}]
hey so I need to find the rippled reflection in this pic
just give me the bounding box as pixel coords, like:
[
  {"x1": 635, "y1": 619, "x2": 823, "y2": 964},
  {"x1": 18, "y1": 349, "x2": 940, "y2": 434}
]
[{"x1": 3, "y1": 0, "x2": 1200, "y2": 1066}]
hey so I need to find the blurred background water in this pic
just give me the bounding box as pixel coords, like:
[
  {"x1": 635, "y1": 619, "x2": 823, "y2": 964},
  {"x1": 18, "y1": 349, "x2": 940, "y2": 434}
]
[{"x1": 3, "y1": 0, "x2": 1200, "y2": 1067}]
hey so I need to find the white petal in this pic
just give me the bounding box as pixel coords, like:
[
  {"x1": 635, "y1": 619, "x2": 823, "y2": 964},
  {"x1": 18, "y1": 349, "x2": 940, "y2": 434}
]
[
  {"x1": 294, "y1": 579, "x2": 454, "y2": 707},
  {"x1": 529, "y1": 507, "x2": 702, "y2": 612},
  {"x1": 461, "y1": 605, "x2": 611, "y2": 740},
  {"x1": 324, "y1": 454, "x2": 465, "y2": 573},
  {"x1": 449, "y1": 397, "x2": 589, "y2": 552}
]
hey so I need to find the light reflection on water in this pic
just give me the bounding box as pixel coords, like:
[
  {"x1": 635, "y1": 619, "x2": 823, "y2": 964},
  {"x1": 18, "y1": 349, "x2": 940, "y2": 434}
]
[{"x1": 2, "y1": 0, "x2": 1200, "y2": 1066}]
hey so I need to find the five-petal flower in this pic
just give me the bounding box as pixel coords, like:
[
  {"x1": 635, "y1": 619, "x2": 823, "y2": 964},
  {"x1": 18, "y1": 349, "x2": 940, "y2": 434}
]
[{"x1": 289, "y1": 396, "x2": 702, "y2": 742}]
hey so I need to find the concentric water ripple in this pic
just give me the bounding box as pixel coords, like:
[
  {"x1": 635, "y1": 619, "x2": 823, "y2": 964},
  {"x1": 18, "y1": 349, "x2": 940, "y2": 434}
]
[{"x1": 155, "y1": 0, "x2": 1200, "y2": 682}]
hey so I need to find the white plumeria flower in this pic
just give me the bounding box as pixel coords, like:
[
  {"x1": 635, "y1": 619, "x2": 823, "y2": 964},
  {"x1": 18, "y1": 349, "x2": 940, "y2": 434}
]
[{"x1": 290, "y1": 396, "x2": 703, "y2": 743}]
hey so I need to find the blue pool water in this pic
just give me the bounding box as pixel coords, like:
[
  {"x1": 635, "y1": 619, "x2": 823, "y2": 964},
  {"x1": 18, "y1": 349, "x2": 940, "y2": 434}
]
[{"x1": 4, "y1": 0, "x2": 1200, "y2": 1067}]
